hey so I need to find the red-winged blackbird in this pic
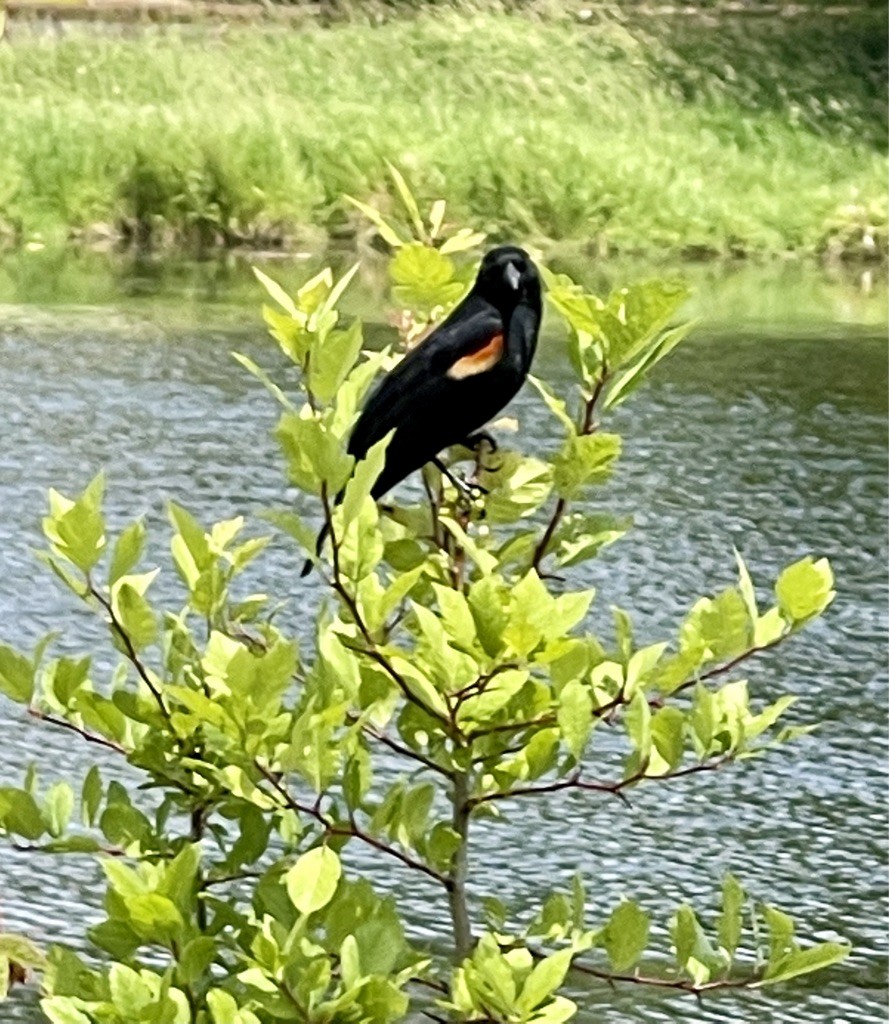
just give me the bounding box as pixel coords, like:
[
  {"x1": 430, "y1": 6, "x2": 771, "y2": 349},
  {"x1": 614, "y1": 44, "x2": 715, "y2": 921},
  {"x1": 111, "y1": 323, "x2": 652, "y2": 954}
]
[
  {"x1": 349, "y1": 244, "x2": 542, "y2": 496},
  {"x1": 302, "y1": 245, "x2": 541, "y2": 575}
]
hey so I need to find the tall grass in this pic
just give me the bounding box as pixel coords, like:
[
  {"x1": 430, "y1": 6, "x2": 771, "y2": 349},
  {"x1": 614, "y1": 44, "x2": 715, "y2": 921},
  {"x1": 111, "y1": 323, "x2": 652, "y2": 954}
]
[{"x1": 0, "y1": 12, "x2": 885, "y2": 256}]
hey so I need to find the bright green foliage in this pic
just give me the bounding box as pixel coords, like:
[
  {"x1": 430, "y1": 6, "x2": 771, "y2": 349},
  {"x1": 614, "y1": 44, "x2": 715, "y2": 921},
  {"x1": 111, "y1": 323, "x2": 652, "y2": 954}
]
[{"x1": 0, "y1": 210, "x2": 847, "y2": 1023}]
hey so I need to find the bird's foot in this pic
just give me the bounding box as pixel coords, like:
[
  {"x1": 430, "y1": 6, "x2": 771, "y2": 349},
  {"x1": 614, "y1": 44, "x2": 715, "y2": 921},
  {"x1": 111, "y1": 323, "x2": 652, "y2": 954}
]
[
  {"x1": 461, "y1": 431, "x2": 502, "y2": 474},
  {"x1": 433, "y1": 457, "x2": 488, "y2": 501},
  {"x1": 463, "y1": 430, "x2": 498, "y2": 455}
]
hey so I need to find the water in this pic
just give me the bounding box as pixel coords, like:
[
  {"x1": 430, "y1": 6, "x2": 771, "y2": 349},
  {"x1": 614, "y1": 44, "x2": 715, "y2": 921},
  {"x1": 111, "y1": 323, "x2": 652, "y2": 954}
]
[{"x1": 0, "y1": 259, "x2": 885, "y2": 1022}]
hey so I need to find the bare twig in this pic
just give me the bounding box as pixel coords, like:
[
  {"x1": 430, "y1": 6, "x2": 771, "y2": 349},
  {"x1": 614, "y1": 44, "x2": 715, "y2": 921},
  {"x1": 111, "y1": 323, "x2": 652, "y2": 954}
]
[
  {"x1": 27, "y1": 706, "x2": 127, "y2": 754},
  {"x1": 11, "y1": 840, "x2": 126, "y2": 857},
  {"x1": 358, "y1": 719, "x2": 455, "y2": 780}
]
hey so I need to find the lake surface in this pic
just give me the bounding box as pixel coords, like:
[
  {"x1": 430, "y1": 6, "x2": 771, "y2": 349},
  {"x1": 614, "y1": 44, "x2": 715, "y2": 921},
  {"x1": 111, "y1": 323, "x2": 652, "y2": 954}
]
[{"x1": 0, "y1": 257, "x2": 886, "y2": 1023}]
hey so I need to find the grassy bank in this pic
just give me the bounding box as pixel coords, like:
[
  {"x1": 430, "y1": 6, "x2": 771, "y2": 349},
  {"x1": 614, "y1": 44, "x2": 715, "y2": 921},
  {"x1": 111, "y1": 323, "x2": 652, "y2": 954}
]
[{"x1": 0, "y1": 10, "x2": 885, "y2": 258}]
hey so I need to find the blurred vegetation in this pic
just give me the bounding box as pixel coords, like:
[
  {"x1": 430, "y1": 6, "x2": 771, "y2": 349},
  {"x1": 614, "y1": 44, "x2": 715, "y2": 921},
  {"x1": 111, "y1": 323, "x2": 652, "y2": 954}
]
[{"x1": 0, "y1": 4, "x2": 884, "y2": 259}]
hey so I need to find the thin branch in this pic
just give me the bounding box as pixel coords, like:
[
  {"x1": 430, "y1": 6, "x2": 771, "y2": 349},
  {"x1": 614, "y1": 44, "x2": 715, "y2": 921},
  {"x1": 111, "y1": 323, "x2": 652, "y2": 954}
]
[
  {"x1": 450, "y1": 663, "x2": 522, "y2": 716},
  {"x1": 200, "y1": 870, "x2": 265, "y2": 890},
  {"x1": 89, "y1": 582, "x2": 175, "y2": 730},
  {"x1": 671, "y1": 633, "x2": 792, "y2": 697},
  {"x1": 566, "y1": 957, "x2": 756, "y2": 994},
  {"x1": 11, "y1": 840, "x2": 126, "y2": 857},
  {"x1": 467, "y1": 757, "x2": 732, "y2": 810},
  {"x1": 320, "y1": 487, "x2": 451, "y2": 730},
  {"x1": 358, "y1": 720, "x2": 455, "y2": 780},
  {"x1": 531, "y1": 362, "x2": 608, "y2": 574},
  {"x1": 27, "y1": 706, "x2": 127, "y2": 754},
  {"x1": 354, "y1": 644, "x2": 452, "y2": 730},
  {"x1": 254, "y1": 761, "x2": 448, "y2": 887},
  {"x1": 464, "y1": 713, "x2": 555, "y2": 742},
  {"x1": 530, "y1": 496, "x2": 568, "y2": 575}
]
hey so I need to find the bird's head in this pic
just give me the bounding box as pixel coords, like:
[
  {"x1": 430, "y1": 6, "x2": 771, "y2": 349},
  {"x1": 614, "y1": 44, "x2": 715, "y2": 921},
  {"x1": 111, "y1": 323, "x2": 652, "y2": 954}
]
[{"x1": 474, "y1": 245, "x2": 541, "y2": 311}]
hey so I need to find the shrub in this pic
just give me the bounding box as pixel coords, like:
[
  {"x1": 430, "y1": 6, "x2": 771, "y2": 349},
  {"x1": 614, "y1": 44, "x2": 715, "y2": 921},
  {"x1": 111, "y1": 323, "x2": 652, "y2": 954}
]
[{"x1": 0, "y1": 191, "x2": 847, "y2": 1022}]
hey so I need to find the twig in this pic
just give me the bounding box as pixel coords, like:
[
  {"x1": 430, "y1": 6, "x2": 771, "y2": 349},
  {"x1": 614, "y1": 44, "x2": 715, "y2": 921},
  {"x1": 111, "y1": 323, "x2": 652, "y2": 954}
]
[
  {"x1": 89, "y1": 581, "x2": 175, "y2": 730},
  {"x1": 450, "y1": 663, "x2": 522, "y2": 716},
  {"x1": 254, "y1": 761, "x2": 448, "y2": 887},
  {"x1": 466, "y1": 757, "x2": 732, "y2": 810},
  {"x1": 200, "y1": 869, "x2": 266, "y2": 890},
  {"x1": 27, "y1": 706, "x2": 127, "y2": 754},
  {"x1": 531, "y1": 363, "x2": 608, "y2": 574},
  {"x1": 358, "y1": 719, "x2": 455, "y2": 780},
  {"x1": 567, "y1": 957, "x2": 756, "y2": 994},
  {"x1": 670, "y1": 633, "x2": 792, "y2": 697},
  {"x1": 320, "y1": 488, "x2": 451, "y2": 729},
  {"x1": 356, "y1": 645, "x2": 452, "y2": 729},
  {"x1": 11, "y1": 840, "x2": 126, "y2": 857}
]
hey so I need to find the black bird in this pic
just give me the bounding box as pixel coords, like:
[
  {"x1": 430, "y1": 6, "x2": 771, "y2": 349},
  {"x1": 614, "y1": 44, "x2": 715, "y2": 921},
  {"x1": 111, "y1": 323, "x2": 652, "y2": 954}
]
[
  {"x1": 301, "y1": 244, "x2": 541, "y2": 575},
  {"x1": 349, "y1": 244, "x2": 542, "y2": 497}
]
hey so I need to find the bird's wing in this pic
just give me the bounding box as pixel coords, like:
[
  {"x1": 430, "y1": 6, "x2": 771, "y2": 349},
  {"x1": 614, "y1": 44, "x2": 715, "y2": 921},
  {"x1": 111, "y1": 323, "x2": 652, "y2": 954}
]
[{"x1": 348, "y1": 303, "x2": 503, "y2": 457}]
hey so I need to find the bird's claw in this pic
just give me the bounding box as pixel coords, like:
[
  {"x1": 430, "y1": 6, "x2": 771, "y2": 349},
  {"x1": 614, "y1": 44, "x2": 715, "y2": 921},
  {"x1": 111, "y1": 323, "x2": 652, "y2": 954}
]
[{"x1": 463, "y1": 430, "x2": 498, "y2": 455}]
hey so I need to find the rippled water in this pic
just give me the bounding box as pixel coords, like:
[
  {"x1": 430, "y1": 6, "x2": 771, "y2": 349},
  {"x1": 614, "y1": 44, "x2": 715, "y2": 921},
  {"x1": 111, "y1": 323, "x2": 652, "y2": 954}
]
[{"x1": 0, "y1": 291, "x2": 885, "y2": 1022}]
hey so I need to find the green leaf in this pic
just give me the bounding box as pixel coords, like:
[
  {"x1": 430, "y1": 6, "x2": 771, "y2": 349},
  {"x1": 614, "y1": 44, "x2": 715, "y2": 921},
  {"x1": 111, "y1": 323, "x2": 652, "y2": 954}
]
[
  {"x1": 557, "y1": 679, "x2": 593, "y2": 760},
  {"x1": 0, "y1": 788, "x2": 46, "y2": 840},
  {"x1": 717, "y1": 873, "x2": 745, "y2": 959},
  {"x1": 127, "y1": 893, "x2": 185, "y2": 944},
  {"x1": 775, "y1": 557, "x2": 835, "y2": 624},
  {"x1": 552, "y1": 433, "x2": 621, "y2": 500},
  {"x1": 762, "y1": 904, "x2": 796, "y2": 970},
  {"x1": 275, "y1": 409, "x2": 353, "y2": 495},
  {"x1": 308, "y1": 319, "x2": 365, "y2": 404},
  {"x1": 109, "y1": 520, "x2": 146, "y2": 585},
  {"x1": 734, "y1": 548, "x2": 758, "y2": 623},
  {"x1": 671, "y1": 904, "x2": 723, "y2": 985},
  {"x1": 386, "y1": 162, "x2": 425, "y2": 239},
  {"x1": 390, "y1": 243, "x2": 463, "y2": 314},
  {"x1": 345, "y1": 195, "x2": 404, "y2": 248},
  {"x1": 518, "y1": 947, "x2": 574, "y2": 1012},
  {"x1": 341, "y1": 431, "x2": 393, "y2": 529},
  {"x1": 112, "y1": 576, "x2": 158, "y2": 652},
  {"x1": 602, "y1": 900, "x2": 649, "y2": 972},
  {"x1": 43, "y1": 474, "x2": 106, "y2": 572},
  {"x1": 760, "y1": 941, "x2": 850, "y2": 985},
  {"x1": 604, "y1": 321, "x2": 694, "y2": 410},
  {"x1": 232, "y1": 351, "x2": 294, "y2": 410},
  {"x1": 253, "y1": 266, "x2": 299, "y2": 317},
  {"x1": 286, "y1": 847, "x2": 342, "y2": 915},
  {"x1": 44, "y1": 781, "x2": 74, "y2": 837},
  {"x1": 40, "y1": 999, "x2": 92, "y2": 1024},
  {"x1": 527, "y1": 376, "x2": 575, "y2": 434},
  {"x1": 0, "y1": 644, "x2": 34, "y2": 703},
  {"x1": 624, "y1": 691, "x2": 652, "y2": 764},
  {"x1": 649, "y1": 706, "x2": 685, "y2": 774},
  {"x1": 439, "y1": 227, "x2": 487, "y2": 255},
  {"x1": 0, "y1": 933, "x2": 46, "y2": 971},
  {"x1": 177, "y1": 937, "x2": 217, "y2": 985}
]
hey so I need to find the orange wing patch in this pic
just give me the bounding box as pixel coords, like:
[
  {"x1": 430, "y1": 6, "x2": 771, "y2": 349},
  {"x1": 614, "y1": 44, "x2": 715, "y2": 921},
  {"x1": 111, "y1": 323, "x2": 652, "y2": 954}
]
[{"x1": 446, "y1": 332, "x2": 505, "y2": 380}]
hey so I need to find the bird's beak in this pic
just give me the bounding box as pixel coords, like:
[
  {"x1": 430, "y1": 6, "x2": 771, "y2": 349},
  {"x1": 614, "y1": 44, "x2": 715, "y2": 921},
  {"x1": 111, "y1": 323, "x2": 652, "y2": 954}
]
[{"x1": 505, "y1": 261, "x2": 522, "y2": 292}]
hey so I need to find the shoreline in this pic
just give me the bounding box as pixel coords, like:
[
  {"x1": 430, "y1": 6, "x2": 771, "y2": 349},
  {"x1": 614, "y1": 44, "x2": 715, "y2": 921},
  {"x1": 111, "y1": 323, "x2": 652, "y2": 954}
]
[{"x1": 1, "y1": 11, "x2": 884, "y2": 262}]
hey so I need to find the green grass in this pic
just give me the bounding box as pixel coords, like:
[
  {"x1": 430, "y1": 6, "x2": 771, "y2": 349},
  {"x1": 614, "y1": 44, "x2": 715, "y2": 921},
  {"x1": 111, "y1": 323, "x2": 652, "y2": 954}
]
[{"x1": 0, "y1": 11, "x2": 885, "y2": 257}]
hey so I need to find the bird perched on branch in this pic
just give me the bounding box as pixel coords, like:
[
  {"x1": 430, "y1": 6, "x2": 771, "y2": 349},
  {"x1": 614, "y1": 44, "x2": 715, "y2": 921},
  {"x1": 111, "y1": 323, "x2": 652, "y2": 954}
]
[
  {"x1": 350, "y1": 244, "x2": 542, "y2": 496},
  {"x1": 302, "y1": 244, "x2": 542, "y2": 575}
]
